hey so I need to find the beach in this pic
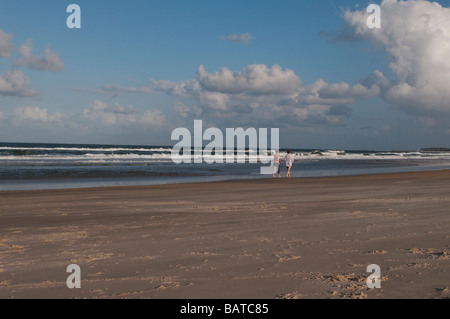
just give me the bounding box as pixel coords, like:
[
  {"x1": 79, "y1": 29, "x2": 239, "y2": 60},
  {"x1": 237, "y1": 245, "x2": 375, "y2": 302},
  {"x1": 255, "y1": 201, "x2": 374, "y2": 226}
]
[{"x1": 0, "y1": 170, "x2": 449, "y2": 299}]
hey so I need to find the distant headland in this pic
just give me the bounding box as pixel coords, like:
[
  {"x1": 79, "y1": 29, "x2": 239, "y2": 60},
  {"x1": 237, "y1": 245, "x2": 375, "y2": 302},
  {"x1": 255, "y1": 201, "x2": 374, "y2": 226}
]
[{"x1": 420, "y1": 148, "x2": 450, "y2": 152}]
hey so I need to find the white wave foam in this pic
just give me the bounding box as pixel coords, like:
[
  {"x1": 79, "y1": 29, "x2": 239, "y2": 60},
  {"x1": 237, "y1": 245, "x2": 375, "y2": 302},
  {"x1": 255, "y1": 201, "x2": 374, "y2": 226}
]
[
  {"x1": 0, "y1": 146, "x2": 172, "y2": 152},
  {"x1": 1, "y1": 148, "x2": 450, "y2": 163}
]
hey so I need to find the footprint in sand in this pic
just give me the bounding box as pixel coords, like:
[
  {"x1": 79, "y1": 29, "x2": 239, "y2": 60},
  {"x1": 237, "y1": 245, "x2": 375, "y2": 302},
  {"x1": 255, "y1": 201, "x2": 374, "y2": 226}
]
[
  {"x1": 276, "y1": 291, "x2": 303, "y2": 299},
  {"x1": 365, "y1": 250, "x2": 388, "y2": 255},
  {"x1": 407, "y1": 248, "x2": 449, "y2": 260},
  {"x1": 154, "y1": 281, "x2": 181, "y2": 290},
  {"x1": 435, "y1": 287, "x2": 450, "y2": 299},
  {"x1": 273, "y1": 252, "x2": 301, "y2": 263}
]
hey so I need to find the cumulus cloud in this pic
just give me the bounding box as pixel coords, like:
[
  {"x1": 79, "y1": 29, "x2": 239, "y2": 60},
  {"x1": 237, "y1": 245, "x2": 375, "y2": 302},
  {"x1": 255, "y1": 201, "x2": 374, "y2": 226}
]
[
  {"x1": 359, "y1": 70, "x2": 391, "y2": 91},
  {"x1": 318, "y1": 82, "x2": 379, "y2": 100},
  {"x1": 0, "y1": 29, "x2": 13, "y2": 58},
  {"x1": 0, "y1": 32, "x2": 63, "y2": 98},
  {"x1": 173, "y1": 101, "x2": 203, "y2": 119},
  {"x1": 12, "y1": 106, "x2": 63, "y2": 125},
  {"x1": 0, "y1": 70, "x2": 39, "y2": 97},
  {"x1": 200, "y1": 90, "x2": 234, "y2": 114},
  {"x1": 92, "y1": 0, "x2": 450, "y2": 131},
  {"x1": 83, "y1": 100, "x2": 165, "y2": 127},
  {"x1": 327, "y1": 104, "x2": 352, "y2": 117},
  {"x1": 152, "y1": 64, "x2": 376, "y2": 127},
  {"x1": 151, "y1": 79, "x2": 200, "y2": 97},
  {"x1": 289, "y1": 78, "x2": 379, "y2": 108},
  {"x1": 8, "y1": 101, "x2": 165, "y2": 132},
  {"x1": 342, "y1": 0, "x2": 450, "y2": 115},
  {"x1": 139, "y1": 109, "x2": 166, "y2": 126},
  {"x1": 197, "y1": 64, "x2": 301, "y2": 96},
  {"x1": 220, "y1": 33, "x2": 255, "y2": 43},
  {"x1": 173, "y1": 101, "x2": 190, "y2": 118},
  {"x1": 15, "y1": 40, "x2": 64, "y2": 72}
]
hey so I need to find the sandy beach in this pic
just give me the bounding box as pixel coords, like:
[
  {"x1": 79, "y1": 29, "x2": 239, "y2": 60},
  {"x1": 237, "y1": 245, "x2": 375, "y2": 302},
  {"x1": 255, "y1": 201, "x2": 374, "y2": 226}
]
[{"x1": 0, "y1": 170, "x2": 449, "y2": 299}]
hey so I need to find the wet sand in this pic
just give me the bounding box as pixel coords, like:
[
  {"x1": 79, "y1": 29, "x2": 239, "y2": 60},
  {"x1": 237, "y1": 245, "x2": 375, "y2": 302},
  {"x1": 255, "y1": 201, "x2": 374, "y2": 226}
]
[{"x1": 0, "y1": 170, "x2": 449, "y2": 299}]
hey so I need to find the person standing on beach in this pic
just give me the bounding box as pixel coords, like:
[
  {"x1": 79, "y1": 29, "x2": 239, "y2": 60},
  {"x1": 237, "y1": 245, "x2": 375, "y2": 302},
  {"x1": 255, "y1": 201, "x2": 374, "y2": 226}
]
[
  {"x1": 285, "y1": 150, "x2": 294, "y2": 178},
  {"x1": 273, "y1": 150, "x2": 281, "y2": 178}
]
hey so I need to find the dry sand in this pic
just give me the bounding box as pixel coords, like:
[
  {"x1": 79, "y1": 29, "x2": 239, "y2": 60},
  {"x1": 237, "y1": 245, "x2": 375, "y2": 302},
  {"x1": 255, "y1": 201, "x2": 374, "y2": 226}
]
[{"x1": 0, "y1": 170, "x2": 449, "y2": 299}]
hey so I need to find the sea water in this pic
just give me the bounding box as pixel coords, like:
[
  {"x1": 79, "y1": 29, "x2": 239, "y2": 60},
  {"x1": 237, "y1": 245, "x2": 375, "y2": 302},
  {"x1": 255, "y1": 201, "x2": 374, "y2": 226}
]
[{"x1": 1, "y1": 142, "x2": 450, "y2": 190}]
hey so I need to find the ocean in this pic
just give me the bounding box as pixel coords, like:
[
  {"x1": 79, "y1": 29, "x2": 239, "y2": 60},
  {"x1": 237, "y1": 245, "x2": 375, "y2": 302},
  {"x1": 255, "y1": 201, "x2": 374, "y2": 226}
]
[{"x1": 1, "y1": 142, "x2": 450, "y2": 190}]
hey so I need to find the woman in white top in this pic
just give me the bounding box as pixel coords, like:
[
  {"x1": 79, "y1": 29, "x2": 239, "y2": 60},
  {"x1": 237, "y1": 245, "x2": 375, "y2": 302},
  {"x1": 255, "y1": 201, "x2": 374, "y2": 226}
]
[{"x1": 272, "y1": 150, "x2": 281, "y2": 178}]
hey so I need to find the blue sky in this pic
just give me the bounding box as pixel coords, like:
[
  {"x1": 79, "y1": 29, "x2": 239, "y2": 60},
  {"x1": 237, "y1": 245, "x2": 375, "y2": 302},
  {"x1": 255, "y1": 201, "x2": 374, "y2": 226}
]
[{"x1": 1, "y1": 0, "x2": 449, "y2": 150}]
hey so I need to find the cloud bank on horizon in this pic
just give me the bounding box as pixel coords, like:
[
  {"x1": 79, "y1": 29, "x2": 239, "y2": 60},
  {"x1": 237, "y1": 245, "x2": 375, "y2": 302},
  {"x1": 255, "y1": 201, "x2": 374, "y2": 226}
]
[{"x1": 0, "y1": 0, "x2": 449, "y2": 148}]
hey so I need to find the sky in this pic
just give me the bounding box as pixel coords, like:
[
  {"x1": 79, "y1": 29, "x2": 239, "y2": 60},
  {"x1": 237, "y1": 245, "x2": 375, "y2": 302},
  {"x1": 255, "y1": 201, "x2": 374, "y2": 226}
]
[{"x1": 0, "y1": 0, "x2": 449, "y2": 150}]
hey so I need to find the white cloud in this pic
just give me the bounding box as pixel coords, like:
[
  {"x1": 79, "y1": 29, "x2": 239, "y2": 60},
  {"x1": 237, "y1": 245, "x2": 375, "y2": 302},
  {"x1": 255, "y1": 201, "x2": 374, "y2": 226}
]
[
  {"x1": 173, "y1": 101, "x2": 190, "y2": 118},
  {"x1": 197, "y1": 64, "x2": 301, "y2": 95},
  {"x1": 83, "y1": 100, "x2": 165, "y2": 127},
  {"x1": 343, "y1": 0, "x2": 450, "y2": 115},
  {"x1": 0, "y1": 32, "x2": 63, "y2": 98},
  {"x1": 153, "y1": 64, "x2": 373, "y2": 127},
  {"x1": 105, "y1": 102, "x2": 135, "y2": 114},
  {"x1": 15, "y1": 40, "x2": 64, "y2": 72},
  {"x1": 83, "y1": 100, "x2": 133, "y2": 126},
  {"x1": 90, "y1": 85, "x2": 154, "y2": 97},
  {"x1": 0, "y1": 29, "x2": 13, "y2": 58},
  {"x1": 173, "y1": 100, "x2": 203, "y2": 118},
  {"x1": 198, "y1": 90, "x2": 230, "y2": 111},
  {"x1": 287, "y1": 77, "x2": 380, "y2": 109},
  {"x1": 220, "y1": 33, "x2": 255, "y2": 43},
  {"x1": 318, "y1": 82, "x2": 379, "y2": 99},
  {"x1": 12, "y1": 106, "x2": 63, "y2": 125},
  {"x1": 140, "y1": 109, "x2": 166, "y2": 126},
  {"x1": 0, "y1": 70, "x2": 39, "y2": 97},
  {"x1": 151, "y1": 79, "x2": 200, "y2": 97},
  {"x1": 359, "y1": 70, "x2": 391, "y2": 91}
]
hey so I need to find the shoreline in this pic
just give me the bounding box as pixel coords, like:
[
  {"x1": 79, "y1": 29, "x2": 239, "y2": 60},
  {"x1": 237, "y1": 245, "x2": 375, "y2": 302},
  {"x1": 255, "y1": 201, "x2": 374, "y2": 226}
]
[
  {"x1": 2, "y1": 163, "x2": 450, "y2": 192},
  {"x1": 1, "y1": 169, "x2": 449, "y2": 298},
  {"x1": 2, "y1": 168, "x2": 450, "y2": 196}
]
